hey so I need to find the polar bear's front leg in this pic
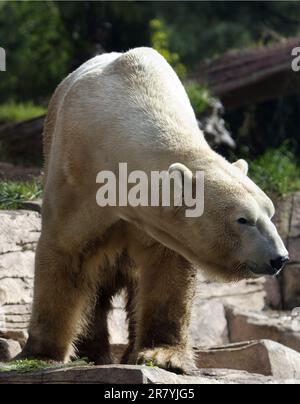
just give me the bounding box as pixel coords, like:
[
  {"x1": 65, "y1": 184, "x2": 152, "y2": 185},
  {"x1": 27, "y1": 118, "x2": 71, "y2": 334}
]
[
  {"x1": 129, "y1": 248, "x2": 197, "y2": 374},
  {"x1": 17, "y1": 236, "x2": 99, "y2": 362},
  {"x1": 75, "y1": 288, "x2": 114, "y2": 365}
]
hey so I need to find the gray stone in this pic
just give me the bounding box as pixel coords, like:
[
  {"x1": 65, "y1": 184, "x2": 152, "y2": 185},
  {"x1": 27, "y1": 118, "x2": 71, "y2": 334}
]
[
  {"x1": 0, "y1": 338, "x2": 21, "y2": 361},
  {"x1": 281, "y1": 192, "x2": 300, "y2": 309},
  {"x1": 109, "y1": 293, "x2": 230, "y2": 348},
  {"x1": 18, "y1": 200, "x2": 42, "y2": 214},
  {"x1": 226, "y1": 307, "x2": 300, "y2": 353},
  {"x1": 282, "y1": 264, "x2": 300, "y2": 310},
  {"x1": 0, "y1": 364, "x2": 298, "y2": 384},
  {"x1": 0, "y1": 211, "x2": 39, "y2": 342},
  {"x1": 289, "y1": 193, "x2": 300, "y2": 239},
  {"x1": 0, "y1": 331, "x2": 28, "y2": 348},
  {"x1": 0, "y1": 211, "x2": 41, "y2": 255},
  {"x1": 107, "y1": 293, "x2": 129, "y2": 345},
  {"x1": 288, "y1": 237, "x2": 300, "y2": 265},
  {"x1": 196, "y1": 277, "x2": 281, "y2": 311},
  {"x1": 196, "y1": 340, "x2": 300, "y2": 379},
  {"x1": 189, "y1": 300, "x2": 229, "y2": 347},
  {"x1": 108, "y1": 308, "x2": 129, "y2": 345},
  {"x1": 273, "y1": 195, "x2": 294, "y2": 246}
]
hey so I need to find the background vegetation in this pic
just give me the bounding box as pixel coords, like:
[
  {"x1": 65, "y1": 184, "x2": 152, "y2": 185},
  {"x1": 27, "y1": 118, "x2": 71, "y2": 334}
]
[
  {"x1": 1, "y1": 1, "x2": 300, "y2": 202},
  {"x1": 2, "y1": 1, "x2": 300, "y2": 102}
]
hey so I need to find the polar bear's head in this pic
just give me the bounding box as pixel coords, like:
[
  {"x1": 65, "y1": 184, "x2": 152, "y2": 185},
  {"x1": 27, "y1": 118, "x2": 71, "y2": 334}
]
[
  {"x1": 195, "y1": 157, "x2": 289, "y2": 281},
  {"x1": 139, "y1": 155, "x2": 289, "y2": 282}
]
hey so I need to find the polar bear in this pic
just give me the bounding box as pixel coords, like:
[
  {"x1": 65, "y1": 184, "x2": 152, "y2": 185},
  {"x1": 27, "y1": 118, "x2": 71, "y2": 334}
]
[{"x1": 18, "y1": 48, "x2": 288, "y2": 373}]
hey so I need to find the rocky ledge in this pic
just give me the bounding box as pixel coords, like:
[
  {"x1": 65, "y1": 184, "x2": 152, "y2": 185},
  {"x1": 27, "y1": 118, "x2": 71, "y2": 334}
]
[
  {"x1": 0, "y1": 364, "x2": 299, "y2": 385},
  {"x1": 0, "y1": 193, "x2": 300, "y2": 383}
]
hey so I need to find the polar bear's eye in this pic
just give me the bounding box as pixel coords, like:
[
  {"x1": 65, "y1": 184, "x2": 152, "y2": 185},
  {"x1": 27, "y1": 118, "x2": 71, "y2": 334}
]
[{"x1": 237, "y1": 218, "x2": 250, "y2": 225}]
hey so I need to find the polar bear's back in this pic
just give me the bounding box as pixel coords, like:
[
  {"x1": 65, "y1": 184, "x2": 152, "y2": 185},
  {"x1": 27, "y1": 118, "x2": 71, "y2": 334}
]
[{"x1": 44, "y1": 48, "x2": 204, "y2": 180}]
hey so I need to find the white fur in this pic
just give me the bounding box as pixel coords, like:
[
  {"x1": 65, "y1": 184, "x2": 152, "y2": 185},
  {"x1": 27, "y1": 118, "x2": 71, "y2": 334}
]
[{"x1": 44, "y1": 47, "x2": 288, "y2": 280}]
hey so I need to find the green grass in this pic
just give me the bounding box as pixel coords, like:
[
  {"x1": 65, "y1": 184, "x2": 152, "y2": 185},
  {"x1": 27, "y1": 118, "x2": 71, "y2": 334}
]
[
  {"x1": 249, "y1": 144, "x2": 300, "y2": 197},
  {"x1": 0, "y1": 181, "x2": 43, "y2": 210},
  {"x1": 0, "y1": 101, "x2": 46, "y2": 123},
  {"x1": 185, "y1": 82, "x2": 210, "y2": 115},
  {"x1": 144, "y1": 360, "x2": 157, "y2": 368},
  {"x1": 0, "y1": 359, "x2": 91, "y2": 373}
]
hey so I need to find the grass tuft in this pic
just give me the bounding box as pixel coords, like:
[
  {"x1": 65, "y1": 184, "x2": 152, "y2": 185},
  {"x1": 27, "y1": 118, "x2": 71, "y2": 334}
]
[
  {"x1": 0, "y1": 359, "x2": 92, "y2": 373},
  {"x1": 0, "y1": 181, "x2": 43, "y2": 210},
  {"x1": 144, "y1": 360, "x2": 157, "y2": 368}
]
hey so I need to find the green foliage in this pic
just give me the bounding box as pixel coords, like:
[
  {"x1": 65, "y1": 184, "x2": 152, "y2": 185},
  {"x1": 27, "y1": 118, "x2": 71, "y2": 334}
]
[
  {"x1": 249, "y1": 144, "x2": 300, "y2": 197},
  {"x1": 0, "y1": 359, "x2": 91, "y2": 373},
  {"x1": 0, "y1": 102, "x2": 46, "y2": 123},
  {"x1": 0, "y1": 360, "x2": 55, "y2": 373},
  {"x1": 0, "y1": 181, "x2": 43, "y2": 210},
  {"x1": 1, "y1": 2, "x2": 300, "y2": 96},
  {"x1": 0, "y1": 1, "x2": 71, "y2": 102},
  {"x1": 1, "y1": 1, "x2": 300, "y2": 165},
  {"x1": 150, "y1": 18, "x2": 186, "y2": 78},
  {"x1": 1, "y1": 2, "x2": 300, "y2": 103},
  {"x1": 153, "y1": 2, "x2": 300, "y2": 65},
  {"x1": 185, "y1": 83, "x2": 210, "y2": 115},
  {"x1": 149, "y1": 19, "x2": 210, "y2": 115},
  {"x1": 144, "y1": 360, "x2": 156, "y2": 368}
]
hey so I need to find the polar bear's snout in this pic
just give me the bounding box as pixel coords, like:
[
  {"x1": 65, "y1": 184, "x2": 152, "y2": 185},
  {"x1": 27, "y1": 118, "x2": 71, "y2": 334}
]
[
  {"x1": 251, "y1": 254, "x2": 289, "y2": 277},
  {"x1": 270, "y1": 255, "x2": 290, "y2": 273},
  {"x1": 246, "y1": 217, "x2": 289, "y2": 277}
]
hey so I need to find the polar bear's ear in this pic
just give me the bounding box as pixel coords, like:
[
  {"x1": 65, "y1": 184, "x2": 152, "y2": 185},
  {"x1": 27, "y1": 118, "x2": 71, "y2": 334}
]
[
  {"x1": 168, "y1": 163, "x2": 193, "y2": 179},
  {"x1": 168, "y1": 163, "x2": 193, "y2": 206},
  {"x1": 232, "y1": 159, "x2": 249, "y2": 176}
]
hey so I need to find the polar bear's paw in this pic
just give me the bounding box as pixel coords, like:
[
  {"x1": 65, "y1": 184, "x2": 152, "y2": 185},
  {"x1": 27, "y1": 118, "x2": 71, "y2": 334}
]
[{"x1": 135, "y1": 346, "x2": 196, "y2": 374}]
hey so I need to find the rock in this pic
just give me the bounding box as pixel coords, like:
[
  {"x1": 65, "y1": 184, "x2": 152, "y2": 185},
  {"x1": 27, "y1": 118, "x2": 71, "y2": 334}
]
[
  {"x1": 199, "y1": 98, "x2": 236, "y2": 149},
  {"x1": 289, "y1": 193, "x2": 300, "y2": 240},
  {"x1": 288, "y1": 238, "x2": 300, "y2": 267},
  {"x1": 0, "y1": 211, "x2": 41, "y2": 255},
  {"x1": 0, "y1": 255, "x2": 34, "y2": 304},
  {"x1": 108, "y1": 293, "x2": 230, "y2": 348},
  {"x1": 0, "y1": 338, "x2": 21, "y2": 361},
  {"x1": 107, "y1": 293, "x2": 128, "y2": 345},
  {"x1": 273, "y1": 194, "x2": 294, "y2": 246},
  {"x1": 0, "y1": 304, "x2": 31, "y2": 339},
  {"x1": 18, "y1": 200, "x2": 42, "y2": 214},
  {"x1": 195, "y1": 340, "x2": 300, "y2": 379},
  {"x1": 226, "y1": 307, "x2": 300, "y2": 352},
  {"x1": 0, "y1": 364, "x2": 298, "y2": 384},
  {"x1": 0, "y1": 211, "x2": 40, "y2": 342},
  {"x1": 196, "y1": 275, "x2": 281, "y2": 312},
  {"x1": 0, "y1": 331, "x2": 28, "y2": 348},
  {"x1": 188, "y1": 369, "x2": 298, "y2": 385},
  {"x1": 189, "y1": 300, "x2": 229, "y2": 347},
  {"x1": 281, "y1": 192, "x2": 300, "y2": 309},
  {"x1": 282, "y1": 264, "x2": 300, "y2": 310}
]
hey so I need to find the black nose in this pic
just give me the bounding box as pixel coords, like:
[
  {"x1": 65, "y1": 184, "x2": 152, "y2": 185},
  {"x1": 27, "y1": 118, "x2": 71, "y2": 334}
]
[{"x1": 270, "y1": 255, "x2": 290, "y2": 272}]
